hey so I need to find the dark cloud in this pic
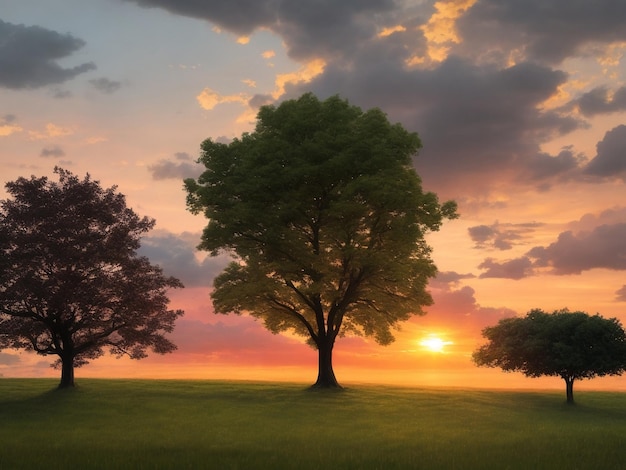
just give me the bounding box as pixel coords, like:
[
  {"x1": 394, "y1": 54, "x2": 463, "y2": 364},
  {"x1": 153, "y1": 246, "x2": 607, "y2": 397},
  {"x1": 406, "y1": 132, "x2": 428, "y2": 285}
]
[
  {"x1": 468, "y1": 225, "x2": 495, "y2": 246},
  {"x1": 249, "y1": 94, "x2": 273, "y2": 109},
  {"x1": 0, "y1": 19, "x2": 96, "y2": 89},
  {"x1": 458, "y1": 0, "x2": 626, "y2": 64},
  {"x1": 584, "y1": 125, "x2": 626, "y2": 179},
  {"x1": 616, "y1": 285, "x2": 626, "y2": 302},
  {"x1": 478, "y1": 257, "x2": 533, "y2": 280},
  {"x1": 124, "y1": 0, "x2": 399, "y2": 61},
  {"x1": 125, "y1": 0, "x2": 619, "y2": 197},
  {"x1": 1, "y1": 114, "x2": 17, "y2": 124},
  {"x1": 148, "y1": 152, "x2": 203, "y2": 180},
  {"x1": 520, "y1": 148, "x2": 585, "y2": 188},
  {"x1": 89, "y1": 77, "x2": 122, "y2": 94},
  {"x1": 469, "y1": 222, "x2": 543, "y2": 250},
  {"x1": 575, "y1": 86, "x2": 626, "y2": 117},
  {"x1": 527, "y1": 223, "x2": 626, "y2": 275},
  {"x1": 138, "y1": 230, "x2": 230, "y2": 287},
  {"x1": 124, "y1": 0, "x2": 274, "y2": 35},
  {"x1": 431, "y1": 271, "x2": 475, "y2": 286},
  {"x1": 299, "y1": 56, "x2": 584, "y2": 195},
  {"x1": 478, "y1": 222, "x2": 626, "y2": 278},
  {"x1": 270, "y1": 0, "x2": 397, "y2": 60},
  {"x1": 40, "y1": 146, "x2": 65, "y2": 158},
  {"x1": 567, "y1": 207, "x2": 626, "y2": 232}
]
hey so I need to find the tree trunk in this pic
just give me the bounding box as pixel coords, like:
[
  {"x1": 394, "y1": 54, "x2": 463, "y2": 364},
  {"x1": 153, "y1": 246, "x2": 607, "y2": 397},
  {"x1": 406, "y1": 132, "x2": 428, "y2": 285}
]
[
  {"x1": 312, "y1": 339, "x2": 341, "y2": 389},
  {"x1": 564, "y1": 376, "x2": 574, "y2": 404},
  {"x1": 59, "y1": 355, "x2": 75, "y2": 388}
]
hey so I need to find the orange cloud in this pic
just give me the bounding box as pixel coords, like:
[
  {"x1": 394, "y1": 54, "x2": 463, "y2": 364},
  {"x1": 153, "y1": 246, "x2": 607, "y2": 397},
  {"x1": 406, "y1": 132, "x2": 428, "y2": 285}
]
[
  {"x1": 0, "y1": 124, "x2": 23, "y2": 137},
  {"x1": 262, "y1": 50, "x2": 276, "y2": 59},
  {"x1": 28, "y1": 123, "x2": 74, "y2": 140},
  {"x1": 196, "y1": 88, "x2": 248, "y2": 110},
  {"x1": 417, "y1": 0, "x2": 477, "y2": 64},
  {"x1": 84, "y1": 136, "x2": 108, "y2": 144},
  {"x1": 378, "y1": 25, "x2": 406, "y2": 38},
  {"x1": 273, "y1": 58, "x2": 325, "y2": 98}
]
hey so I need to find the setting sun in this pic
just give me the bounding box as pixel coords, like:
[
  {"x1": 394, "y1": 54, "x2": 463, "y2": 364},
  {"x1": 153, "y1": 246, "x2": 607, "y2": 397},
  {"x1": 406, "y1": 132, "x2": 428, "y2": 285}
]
[{"x1": 419, "y1": 336, "x2": 453, "y2": 353}]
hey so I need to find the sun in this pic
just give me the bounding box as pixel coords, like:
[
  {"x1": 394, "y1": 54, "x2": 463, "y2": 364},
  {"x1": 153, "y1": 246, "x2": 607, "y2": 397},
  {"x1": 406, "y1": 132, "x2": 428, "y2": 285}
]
[{"x1": 419, "y1": 336, "x2": 452, "y2": 353}]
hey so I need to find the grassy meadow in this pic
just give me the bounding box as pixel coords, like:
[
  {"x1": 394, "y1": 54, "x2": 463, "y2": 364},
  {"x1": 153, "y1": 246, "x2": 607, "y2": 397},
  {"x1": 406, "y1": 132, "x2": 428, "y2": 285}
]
[{"x1": 0, "y1": 379, "x2": 624, "y2": 469}]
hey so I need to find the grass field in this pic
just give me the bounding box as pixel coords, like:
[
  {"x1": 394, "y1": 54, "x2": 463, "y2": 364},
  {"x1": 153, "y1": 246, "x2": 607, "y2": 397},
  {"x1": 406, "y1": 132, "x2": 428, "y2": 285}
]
[{"x1": 0, "y1": 379, "x2": 624, "y2": 469}]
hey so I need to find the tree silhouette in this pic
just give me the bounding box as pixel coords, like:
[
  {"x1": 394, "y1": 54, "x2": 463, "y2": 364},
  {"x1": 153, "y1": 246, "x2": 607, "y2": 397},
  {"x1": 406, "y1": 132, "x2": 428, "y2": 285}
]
[
  {"x1": 185, "y1": 93, "x2": 457, "y2": 388},
  {"x1": 0, "y1": 168, "x2": 184, "y2": 388},
  {"x1": 473, "y1": 309, "x2": 626, "y2": 403}
]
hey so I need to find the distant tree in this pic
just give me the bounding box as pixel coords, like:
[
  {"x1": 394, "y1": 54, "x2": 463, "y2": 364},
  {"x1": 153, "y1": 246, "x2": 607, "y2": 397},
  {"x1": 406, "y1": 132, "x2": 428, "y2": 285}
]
[
  {"x1": 473, "y1": 309, "x2": 626, "y2": 403},
  {"x1": 185, "y1": 93, "x2": 457, "y2": 388},
  {"x1": 0, "y1": 168, "x2": 184, "y2": 388}
]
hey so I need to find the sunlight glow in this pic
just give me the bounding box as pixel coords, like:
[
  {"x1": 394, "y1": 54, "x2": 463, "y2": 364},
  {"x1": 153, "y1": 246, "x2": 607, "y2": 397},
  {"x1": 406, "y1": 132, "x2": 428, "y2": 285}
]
[{"x1": 419, "y1": 336, "x2": 453, "y2": 353}]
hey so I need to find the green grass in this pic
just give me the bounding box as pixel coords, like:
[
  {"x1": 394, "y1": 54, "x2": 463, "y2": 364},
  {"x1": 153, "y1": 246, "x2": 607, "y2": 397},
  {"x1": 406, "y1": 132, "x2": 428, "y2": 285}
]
[{"x1": 0, "y1": 379, "x2": 624, "y2": 469}]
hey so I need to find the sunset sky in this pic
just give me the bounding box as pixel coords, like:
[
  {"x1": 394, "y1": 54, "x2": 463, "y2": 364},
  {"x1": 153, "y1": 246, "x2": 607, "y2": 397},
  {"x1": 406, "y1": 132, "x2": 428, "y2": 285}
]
[{"x1": 1, "y1": 0, "x2": 626, "y2": 391}]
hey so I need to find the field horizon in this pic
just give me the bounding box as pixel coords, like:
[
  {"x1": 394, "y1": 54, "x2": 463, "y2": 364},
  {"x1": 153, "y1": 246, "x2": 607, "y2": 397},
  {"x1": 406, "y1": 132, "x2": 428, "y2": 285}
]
[{"x1": 1, "y1": 379, "x2": 624, "y2": 469}]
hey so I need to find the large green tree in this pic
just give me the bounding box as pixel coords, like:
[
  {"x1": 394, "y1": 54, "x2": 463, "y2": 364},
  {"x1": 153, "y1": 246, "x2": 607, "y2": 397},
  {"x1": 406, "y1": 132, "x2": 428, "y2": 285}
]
[
  {"x1": 185, "y1": 93, "x2": 457, "y2": 387},
  {"x1": 0, "y1": 168, "x2": 184, "y2": 388},
  {"x1": 473, "y1": 309, "x2": 626, "y2": 403}
]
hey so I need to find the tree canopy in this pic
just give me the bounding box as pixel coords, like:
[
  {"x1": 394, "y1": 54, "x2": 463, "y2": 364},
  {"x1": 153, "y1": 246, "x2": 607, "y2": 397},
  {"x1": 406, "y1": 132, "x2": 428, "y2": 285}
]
[
  {"x1": 0, "y1": 167, "x2": 184, "y2": 388},
  {"x1": 185, "y1": 93, "x2": 457, "y2": 387},
  {"x1": 473, "y1": 308, "x2": 626, "y2": 403}
]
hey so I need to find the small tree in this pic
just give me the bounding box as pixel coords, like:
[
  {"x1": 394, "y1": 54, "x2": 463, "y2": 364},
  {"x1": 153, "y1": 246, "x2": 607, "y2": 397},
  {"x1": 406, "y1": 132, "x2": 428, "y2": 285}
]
[
  {"x1": 185, "y1": 93, "x2": 457, "y2": 388},
  {"x1": 473, "y1": 309, "x2": 626, "y2": 403},
  {"x1": 0, "y1": 168, "x2": 184, "y2": 388}
]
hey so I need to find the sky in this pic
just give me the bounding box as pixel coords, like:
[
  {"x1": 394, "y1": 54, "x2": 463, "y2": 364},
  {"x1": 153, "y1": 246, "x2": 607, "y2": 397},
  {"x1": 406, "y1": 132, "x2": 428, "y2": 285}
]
[{"x1": 1, "y1": 0, "x2": 625, "y2": 391}]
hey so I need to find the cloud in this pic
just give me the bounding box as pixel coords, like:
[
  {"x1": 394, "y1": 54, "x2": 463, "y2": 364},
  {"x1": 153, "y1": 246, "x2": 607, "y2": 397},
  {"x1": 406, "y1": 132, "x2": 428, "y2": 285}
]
[
  {"x1": 478, "y1": 257, "x2": 534, "y2": 280},
  {"x1": 148, "y1": 152, "x2": 203, "y2": 180},
  {"x1": 457, "y1": 0, "x2": 626, "y2": 64},
  {"x1": 28, "y1": 123, "x2": 75, "y2": 140},
  {"x1": 0, "y1": 19, "x2": 96, "y2": 89},
  {"x1": 85, "y1": 136, "x2": 108, "y2": 144},
  {"x1": 89, "y1": 77, "x2": 123, "y2": 94},
  {"x1": 477, "y1": 222, "x2": 626, "y2": 278},
  {"x1": 468, "y1": 222, "x2": 543, "y2": 250},
  {"x1": 138, "y1": 230, "x2": 230, "y2": 287},
  {"x1": 519, "y1": 148, "x2": 585, "y2": 187},
  {"x1": 124, "y1": 0, "x2": 398, "y2": 61},
  {"x1": 584, "y1": 125, "x2": 626, "y2": 180},
  {"x1": 575, "y1": 86, "x2": 626, "y2": 117},
  {"x1": 527, "y1": 223, "x2": 626, "y2": 275},
  {"x1": 616, "y1": 286, "x2": 626, "y2": 302},
  {"x1": 124, "y1": 0, "x2": 605, "y2": 197},
  {"x1": 298, "y1": 55, "x2": 584, "y2": 195},
  {"x1": 40, "y1": 146, "x2": 65, "y2": 158},
  {"x1": 566, "y1": 207, "x2": 626, "y2": 232},
  {"x1": 420, "y1": 0, "x2": 476, "y2": 63},
  {"x1": 431, "y1": 271, "x2": 476, "y2": 286},
  {"x1": 0, "y1": 114, "x2": 23, "y2": 137},
  {"x1": 196, "y1": 87, "x2": 248, "y2": 110}
]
